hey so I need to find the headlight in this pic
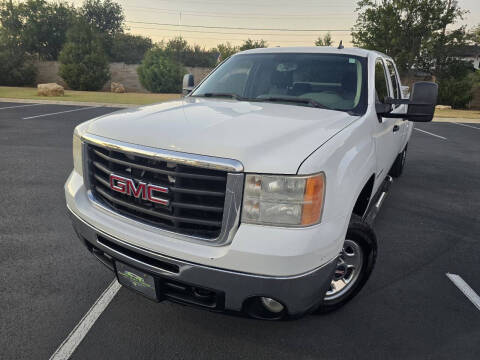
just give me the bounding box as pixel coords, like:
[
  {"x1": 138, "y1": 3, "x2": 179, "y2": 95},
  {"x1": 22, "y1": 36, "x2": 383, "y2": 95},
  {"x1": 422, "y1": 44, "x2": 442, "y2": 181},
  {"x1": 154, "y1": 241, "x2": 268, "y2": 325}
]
[
  {"x1": 242, "y1": 173, "x2": 325, "y2": 227},
  {"x1": 73, "y1": 131, "x2": 83, "y2": 177}
]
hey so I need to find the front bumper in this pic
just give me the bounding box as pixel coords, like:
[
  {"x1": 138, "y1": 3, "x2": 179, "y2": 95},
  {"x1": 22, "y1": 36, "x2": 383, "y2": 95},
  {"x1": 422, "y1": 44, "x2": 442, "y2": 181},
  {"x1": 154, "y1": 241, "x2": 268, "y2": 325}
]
[{"x1": 69, "y1": 207, "x2": 337, "y2": 318}]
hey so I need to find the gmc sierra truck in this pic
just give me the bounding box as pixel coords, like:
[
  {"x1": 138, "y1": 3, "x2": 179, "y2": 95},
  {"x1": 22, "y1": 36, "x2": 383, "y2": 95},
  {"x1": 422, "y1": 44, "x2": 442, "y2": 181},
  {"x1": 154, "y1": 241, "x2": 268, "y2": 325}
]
[{"x1": 65, "y1": 47, "x2": 438, "y2": 319}]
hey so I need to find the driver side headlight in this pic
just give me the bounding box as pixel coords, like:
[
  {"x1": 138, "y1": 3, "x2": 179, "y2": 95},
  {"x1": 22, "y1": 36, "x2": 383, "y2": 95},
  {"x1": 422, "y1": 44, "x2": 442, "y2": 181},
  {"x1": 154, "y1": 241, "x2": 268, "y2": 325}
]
[{"x1": 241, "y1": 173, "x2": 325, "y2": 227}]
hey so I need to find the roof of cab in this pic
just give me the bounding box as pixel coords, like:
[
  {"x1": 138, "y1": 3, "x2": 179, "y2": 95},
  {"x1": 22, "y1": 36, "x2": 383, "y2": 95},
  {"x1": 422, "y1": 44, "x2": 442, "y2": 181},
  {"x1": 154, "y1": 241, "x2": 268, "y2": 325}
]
[{"x1": 236, "y1": 46, "x2": 387, "y2": 58}]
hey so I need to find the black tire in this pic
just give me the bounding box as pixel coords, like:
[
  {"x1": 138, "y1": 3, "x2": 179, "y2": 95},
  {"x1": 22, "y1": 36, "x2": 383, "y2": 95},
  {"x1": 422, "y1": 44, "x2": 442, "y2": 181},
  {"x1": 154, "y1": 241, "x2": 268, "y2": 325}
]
[
  {"x1": 389, "y1": 144, "x2": 408, "y2": 178},
  {"x1": 315, "y1": 215, "x2": 377, "y2": 314}
]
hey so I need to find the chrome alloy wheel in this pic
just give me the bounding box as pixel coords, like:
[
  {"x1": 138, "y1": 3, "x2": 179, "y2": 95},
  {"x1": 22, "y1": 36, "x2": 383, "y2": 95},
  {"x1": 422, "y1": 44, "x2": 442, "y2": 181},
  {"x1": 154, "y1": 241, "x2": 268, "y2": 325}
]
[{"x1": 324, "y1": 239, "x2": 364, "y2": 301}]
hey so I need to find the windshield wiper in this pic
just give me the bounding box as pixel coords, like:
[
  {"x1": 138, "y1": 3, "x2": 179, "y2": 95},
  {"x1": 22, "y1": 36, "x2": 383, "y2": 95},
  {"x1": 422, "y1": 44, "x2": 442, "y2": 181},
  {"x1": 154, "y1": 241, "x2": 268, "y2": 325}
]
[
  {"x1": 195, "y1": 93, "x2": 246, "y2": 100},
  {"x1": 251, "y1": 96, "x2": 357, "y2": 114},
  {"x1": 251, "y1": 96, "x2": 332, "y2": 110}
]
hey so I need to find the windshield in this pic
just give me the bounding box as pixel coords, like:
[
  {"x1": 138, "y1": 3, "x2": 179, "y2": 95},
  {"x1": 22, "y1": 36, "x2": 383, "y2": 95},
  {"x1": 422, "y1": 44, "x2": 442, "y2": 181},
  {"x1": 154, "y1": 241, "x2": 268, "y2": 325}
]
[{"x1": 191, "y1": 53, "x2": 367, "y2": 114}]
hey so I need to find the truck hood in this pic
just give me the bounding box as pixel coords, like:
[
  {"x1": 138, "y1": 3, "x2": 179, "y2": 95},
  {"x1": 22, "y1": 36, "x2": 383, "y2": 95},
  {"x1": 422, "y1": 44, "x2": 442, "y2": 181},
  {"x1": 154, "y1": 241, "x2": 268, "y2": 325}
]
[{"x1": 84, "y1": 98, "x2": 358, "y2": 173}]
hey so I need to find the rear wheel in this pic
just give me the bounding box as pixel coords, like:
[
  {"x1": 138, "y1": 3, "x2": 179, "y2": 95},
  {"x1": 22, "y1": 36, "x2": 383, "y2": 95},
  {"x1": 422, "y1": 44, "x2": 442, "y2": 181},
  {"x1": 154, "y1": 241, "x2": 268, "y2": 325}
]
[
  {"x1": 315, "y1": 215, "x2": 377, "y2": 313},
  {"x1": 389, "y1": 144, "x2": 408, "y2": 178}
]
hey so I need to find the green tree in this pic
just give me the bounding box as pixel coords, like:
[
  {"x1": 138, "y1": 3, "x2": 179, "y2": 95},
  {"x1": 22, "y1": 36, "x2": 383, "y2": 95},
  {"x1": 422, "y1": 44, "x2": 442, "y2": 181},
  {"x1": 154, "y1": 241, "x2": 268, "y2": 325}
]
[
  {"x1": 216, "y1": 42, "x2": 238, "y2": 61},
  {"x1": 239, "y1": 39, "x2": 268, "y2": 51},
  {"x1": 352, "y1": 0, "x2": 476, "y2": 108},
  {"x1": 352, "y1": 0, "x2": 467, "y2": 73},
  {"x1": 189, "y1": 44, "x2": 218, "y2": 67},
  {"x1": 81, "y1": 0, "x2": 125, "y2": 58},
  {"x1": 437, "y1": 59, "x2": 476, "y2": 108},
  {"x1": 0, "y1": 0, "x2": 37, "y2": 85},
  {"x1": 0, "y1": 32, "x2": 37, "y2": 86},
  {"x1": 81, "y1": 0, "x2": 124, "y2": 37},
  {"x1": 315, "y1": 33, "x2": 333, "y2": 46},
  {"x1": 157, "y1": 37, "x2": 217, "y2": 67},
  {"x1": 0, "y1": 0, "x2": 77, "y2": 60},
  {"x1": 469, "y1": 25, "x2": 480, "y2": 45},
  {"x1": 23, "y1": 0, "x2": 76, "y2": 60},
  {"x1": 58, "y1": 20, "x2": 110, "y2": 90},
  {"x1": 110, "y1": 33, "x2": 152, "y2": 64},
  {"x1": 137, "y1": 46, "x2": 185, "y2": 93}
]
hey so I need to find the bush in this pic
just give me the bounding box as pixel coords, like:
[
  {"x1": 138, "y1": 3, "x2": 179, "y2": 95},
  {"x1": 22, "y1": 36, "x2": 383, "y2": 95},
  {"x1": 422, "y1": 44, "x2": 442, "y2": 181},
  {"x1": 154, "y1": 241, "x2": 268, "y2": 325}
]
[
  {"x1": 58, "y1": 21, "x2": 110, "y2": 91},
  {"x1": 137, "y1": 47, "x2": 185, "y2": 93},
  {"x1": 0, "y1": 47, "x2": 37, "y2": 86},
  {"x1": 110, "y1": 33, "x2": 152, "y2": 64},
  {"x1": 437, "y1": 60, "x2": 476, "y2": 109},
  {"x1": 161, "y1": 37, "x2": 218, "y2": 68},
  {"x1": 0, "y1": 6, "x2": 37, "y2": 86}
]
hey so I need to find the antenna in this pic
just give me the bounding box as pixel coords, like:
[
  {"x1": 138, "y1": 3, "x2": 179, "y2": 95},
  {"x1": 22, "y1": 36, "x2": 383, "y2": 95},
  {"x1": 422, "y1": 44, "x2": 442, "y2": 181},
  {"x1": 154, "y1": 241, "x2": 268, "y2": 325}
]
[{"x1": 338, "y1": 40, "x2": 344, "y2": 49}]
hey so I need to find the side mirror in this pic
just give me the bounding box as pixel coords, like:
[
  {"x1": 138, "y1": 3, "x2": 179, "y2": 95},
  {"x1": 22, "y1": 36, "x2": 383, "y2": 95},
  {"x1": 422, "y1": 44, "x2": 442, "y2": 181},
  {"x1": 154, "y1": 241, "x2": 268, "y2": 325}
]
[
  {"x1": 182, "y1": 74, "x2": 194, "y2": 95},
  {"x1": 406, "y1": 82, "x2": 438, "y2": 122},
  {"x1": 382, "y1": 82, "x2": 438, "y2": 122},
  {"x1": 375, "y1": 102, "x2": 392, "y2": 116}
]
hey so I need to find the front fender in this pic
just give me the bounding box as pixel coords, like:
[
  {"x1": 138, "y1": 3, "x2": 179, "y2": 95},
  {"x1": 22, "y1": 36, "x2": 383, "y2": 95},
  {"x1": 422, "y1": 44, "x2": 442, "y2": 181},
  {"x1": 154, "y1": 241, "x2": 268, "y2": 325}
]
[{"x1": 298, "y1": 116, "x2": 376, "y2": 227}]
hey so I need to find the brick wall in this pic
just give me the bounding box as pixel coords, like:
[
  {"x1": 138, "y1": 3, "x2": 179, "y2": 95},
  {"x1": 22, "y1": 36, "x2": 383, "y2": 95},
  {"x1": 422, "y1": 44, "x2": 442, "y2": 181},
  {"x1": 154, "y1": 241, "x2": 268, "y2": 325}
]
[{"x1": 34, "y1": 61, "x2": 212, "y2": 93}]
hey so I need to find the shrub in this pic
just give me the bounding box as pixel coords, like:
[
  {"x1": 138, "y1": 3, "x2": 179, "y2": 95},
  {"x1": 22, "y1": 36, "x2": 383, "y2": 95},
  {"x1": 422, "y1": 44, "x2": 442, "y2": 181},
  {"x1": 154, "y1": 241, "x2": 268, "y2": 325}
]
[
  {"x1": 0, "y1": 46, "x2": 37, "y2": 86},
  {"x1": 437, "y1": 60, "x2": 476, "y2": 109},
  {"x1": 58, "y1": 21, "x2": 110, "y2": 91},
  {"x1": 239, "y1": 39, "x2": 268, "y2": 51},
  {"x1": 215, "y1": 42, "x2": 238, "y2": 61},
  {"x1": 161, "y1": 37, "x2": 217, "y2": 68},
  {"x1": 0, "y1": 7, "x2": 37, "y2": 86},
  {"x1": 137, "y1": 47, "x2": 185, "y2": 93},
  {"x1": 110, "y1": 33, "x2": 152, "y2": 64}
]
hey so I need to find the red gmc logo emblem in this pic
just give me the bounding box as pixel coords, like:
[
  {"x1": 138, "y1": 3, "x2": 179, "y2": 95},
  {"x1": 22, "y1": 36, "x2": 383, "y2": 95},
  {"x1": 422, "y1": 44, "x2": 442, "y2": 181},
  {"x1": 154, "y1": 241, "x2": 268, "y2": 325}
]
[{"x1": 109, "y1": 174, "x2": 169, "y2": 206}]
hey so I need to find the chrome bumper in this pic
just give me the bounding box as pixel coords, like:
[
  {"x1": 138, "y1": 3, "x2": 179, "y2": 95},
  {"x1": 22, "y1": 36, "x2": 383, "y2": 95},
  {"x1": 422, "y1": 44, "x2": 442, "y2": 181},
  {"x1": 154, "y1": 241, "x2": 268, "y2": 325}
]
[{"x1": 68, "y1": 207, "x2": 336, "y2": 318}]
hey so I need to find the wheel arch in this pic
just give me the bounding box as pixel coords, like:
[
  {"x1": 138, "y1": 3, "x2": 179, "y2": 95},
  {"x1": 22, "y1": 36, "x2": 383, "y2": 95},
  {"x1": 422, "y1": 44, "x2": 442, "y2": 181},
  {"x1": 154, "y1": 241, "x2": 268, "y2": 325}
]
[{"x1": 352, "y1": 174, "x2": 375, "y2": 218}]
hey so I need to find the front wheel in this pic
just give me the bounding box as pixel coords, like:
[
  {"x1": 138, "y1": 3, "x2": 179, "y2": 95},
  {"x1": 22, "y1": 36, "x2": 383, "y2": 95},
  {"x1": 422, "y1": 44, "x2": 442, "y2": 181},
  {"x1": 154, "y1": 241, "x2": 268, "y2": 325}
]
[{"x1": 315, "y1": 215, "x2": 377, "y2": 313}]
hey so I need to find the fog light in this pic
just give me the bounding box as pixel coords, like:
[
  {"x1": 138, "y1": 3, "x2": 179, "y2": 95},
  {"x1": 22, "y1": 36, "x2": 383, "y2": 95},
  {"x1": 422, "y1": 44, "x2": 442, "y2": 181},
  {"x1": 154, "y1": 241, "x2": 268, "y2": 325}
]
[{"x1": 260, "y1": 297, "x2": 284, "y2": 313}]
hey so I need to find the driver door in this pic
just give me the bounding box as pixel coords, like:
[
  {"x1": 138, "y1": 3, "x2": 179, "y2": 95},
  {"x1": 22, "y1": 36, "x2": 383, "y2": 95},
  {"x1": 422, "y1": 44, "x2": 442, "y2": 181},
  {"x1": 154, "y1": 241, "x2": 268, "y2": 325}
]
[{"x1": 372, "y1": 58, "x2": 403, "y2": 182}]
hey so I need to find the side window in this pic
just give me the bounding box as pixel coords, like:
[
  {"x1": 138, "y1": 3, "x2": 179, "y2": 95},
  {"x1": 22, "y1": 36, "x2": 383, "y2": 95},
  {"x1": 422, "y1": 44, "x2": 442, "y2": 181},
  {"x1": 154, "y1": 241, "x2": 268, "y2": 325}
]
[
  {"x1": 374, "y1": 59, "x2": 390, "y2": 103},
  {"x1": 386, "y1": 60, "x2": 400, "y2": 99}
]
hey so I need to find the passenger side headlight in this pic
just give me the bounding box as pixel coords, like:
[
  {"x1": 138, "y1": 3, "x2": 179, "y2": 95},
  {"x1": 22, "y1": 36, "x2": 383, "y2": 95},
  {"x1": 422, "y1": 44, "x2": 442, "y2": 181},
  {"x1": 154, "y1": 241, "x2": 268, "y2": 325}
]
[
  {"x1": 73, "y1": 131, "x2": 83, "y2": 177},
  {"x1": 242, "y1": 173, "x2": 325, "y2": 227}
]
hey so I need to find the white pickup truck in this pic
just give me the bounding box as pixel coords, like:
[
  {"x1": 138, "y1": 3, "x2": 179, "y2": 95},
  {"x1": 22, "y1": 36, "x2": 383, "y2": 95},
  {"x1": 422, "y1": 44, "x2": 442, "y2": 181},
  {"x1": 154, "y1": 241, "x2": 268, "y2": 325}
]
[{"x1": 65, "y1": 47, "x2": 437, "y2": 319}]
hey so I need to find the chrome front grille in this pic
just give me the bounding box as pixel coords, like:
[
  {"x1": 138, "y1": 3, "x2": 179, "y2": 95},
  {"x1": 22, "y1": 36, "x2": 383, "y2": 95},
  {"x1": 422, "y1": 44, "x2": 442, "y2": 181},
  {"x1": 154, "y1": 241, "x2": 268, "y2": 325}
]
[{"x1": 82, "y1": 134, "x2": 244, "y2": 244}]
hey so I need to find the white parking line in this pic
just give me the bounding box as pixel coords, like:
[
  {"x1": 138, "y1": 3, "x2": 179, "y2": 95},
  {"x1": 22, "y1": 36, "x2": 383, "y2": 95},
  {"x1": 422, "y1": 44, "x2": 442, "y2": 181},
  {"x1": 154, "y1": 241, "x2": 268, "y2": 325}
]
[
  {"x1": 446, "y1": 273, "x2": 480, "y2": 311},
  {"x1": 49, "y1": 279, "x2": 121, "y2": 360},
  {"x1": 0, "y1": 103, "x2": 44, "y2": 110},
  {"x1": 414, "y1": 128, "x2": 447, "y2": 140},
  {"x1": 23, "y1": 106, "x2": 101, "y2": 119},
  {"x1": 451, "y1": 122, "x2": 480, "y2": 130}
]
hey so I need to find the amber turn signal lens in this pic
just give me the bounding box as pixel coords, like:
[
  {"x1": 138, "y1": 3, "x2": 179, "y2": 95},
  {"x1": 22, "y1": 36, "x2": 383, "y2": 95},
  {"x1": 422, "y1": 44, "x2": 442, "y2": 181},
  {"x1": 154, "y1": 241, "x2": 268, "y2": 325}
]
[{"x1": 301, "y1": 174, "x2": 325, "y2": 226}]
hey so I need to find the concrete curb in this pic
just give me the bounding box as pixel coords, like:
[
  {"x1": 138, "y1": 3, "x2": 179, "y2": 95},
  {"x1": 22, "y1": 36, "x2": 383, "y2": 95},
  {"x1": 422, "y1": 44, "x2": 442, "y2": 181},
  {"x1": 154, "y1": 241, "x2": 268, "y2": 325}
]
[{"x1": 0, "y1": 97, "x2": 137, "y2": 108}]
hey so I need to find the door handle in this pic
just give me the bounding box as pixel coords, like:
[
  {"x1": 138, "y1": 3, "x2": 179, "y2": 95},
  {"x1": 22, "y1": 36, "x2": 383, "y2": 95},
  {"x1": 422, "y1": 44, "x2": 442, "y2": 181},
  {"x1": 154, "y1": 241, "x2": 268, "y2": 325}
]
[{"x1": 393, "y1": 125, "x2": 400, "y2": 132}]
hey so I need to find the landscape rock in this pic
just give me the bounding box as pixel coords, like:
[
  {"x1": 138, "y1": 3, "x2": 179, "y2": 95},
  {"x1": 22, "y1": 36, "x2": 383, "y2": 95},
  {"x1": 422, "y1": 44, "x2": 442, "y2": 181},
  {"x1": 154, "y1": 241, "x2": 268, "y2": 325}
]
[
  {"x1": 111, "y1": 82, "x2": 126, "y2": 93},
  {"x1": 37, "y1": 83, "x2": 64, "y2": 96},
  {"x1": 435, "y1": 105, "x2": 452, "y2": 110}
]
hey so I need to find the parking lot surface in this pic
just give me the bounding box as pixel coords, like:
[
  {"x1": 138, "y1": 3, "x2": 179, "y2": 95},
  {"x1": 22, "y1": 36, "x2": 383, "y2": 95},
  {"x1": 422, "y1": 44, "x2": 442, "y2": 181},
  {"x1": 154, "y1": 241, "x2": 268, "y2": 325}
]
[{"x1": 1, "y1": 102, "x2": 479, "y2": 359}]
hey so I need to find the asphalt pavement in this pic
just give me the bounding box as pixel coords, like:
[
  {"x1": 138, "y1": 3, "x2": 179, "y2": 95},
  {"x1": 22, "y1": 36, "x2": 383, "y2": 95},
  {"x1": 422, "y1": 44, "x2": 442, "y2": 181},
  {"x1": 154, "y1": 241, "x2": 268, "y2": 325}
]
[{"x1": 0, "y1": 102, "x2": 479, "y2": 360}]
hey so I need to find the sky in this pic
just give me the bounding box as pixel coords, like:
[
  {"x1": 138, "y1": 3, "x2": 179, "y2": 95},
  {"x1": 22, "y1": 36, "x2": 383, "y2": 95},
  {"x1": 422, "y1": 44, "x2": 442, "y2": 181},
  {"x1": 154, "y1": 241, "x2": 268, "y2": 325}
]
[{"x1": 68, "y1": 0, "x2": 480, "y2": 49}]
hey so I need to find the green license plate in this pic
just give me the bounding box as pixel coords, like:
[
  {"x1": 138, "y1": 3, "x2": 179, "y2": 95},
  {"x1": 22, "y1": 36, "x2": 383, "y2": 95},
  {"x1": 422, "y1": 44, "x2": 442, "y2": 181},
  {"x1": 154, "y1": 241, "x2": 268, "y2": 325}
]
[{"x1": 116, "y1": 262, "x2": 158, "y2": 301}]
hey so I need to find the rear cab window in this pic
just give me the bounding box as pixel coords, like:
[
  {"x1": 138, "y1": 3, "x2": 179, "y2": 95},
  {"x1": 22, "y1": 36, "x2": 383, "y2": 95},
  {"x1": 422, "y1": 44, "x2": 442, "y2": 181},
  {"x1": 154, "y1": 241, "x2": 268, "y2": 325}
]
[
  {"x1": 374, "y1": 59, "x2": 391, "y2": 104},
  {"x1": 386, "y1": 59, "x2": 401, "y2": 106}
]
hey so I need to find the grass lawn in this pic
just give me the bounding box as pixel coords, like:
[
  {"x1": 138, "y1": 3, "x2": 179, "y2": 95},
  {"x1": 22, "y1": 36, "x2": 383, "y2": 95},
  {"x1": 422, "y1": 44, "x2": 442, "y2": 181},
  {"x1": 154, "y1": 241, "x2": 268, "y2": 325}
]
[
  {"x1": 434, "y1": 108, "x2": 480, "y2": 119},
  {"x1": 0, "y1": 86, "x2": 181, "y2": 105}
]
